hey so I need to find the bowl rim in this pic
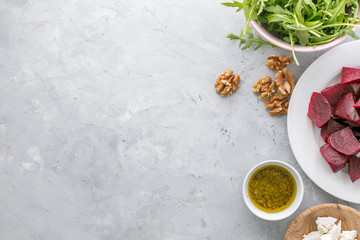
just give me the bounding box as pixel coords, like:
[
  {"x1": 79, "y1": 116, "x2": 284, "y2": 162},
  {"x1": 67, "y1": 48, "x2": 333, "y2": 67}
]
[
  {"x1": 250, "y1": 20, "x2": 357, "y2": 53},
  {"x1": 242, "y1": 160, "x2": 304, "y2": 221}
]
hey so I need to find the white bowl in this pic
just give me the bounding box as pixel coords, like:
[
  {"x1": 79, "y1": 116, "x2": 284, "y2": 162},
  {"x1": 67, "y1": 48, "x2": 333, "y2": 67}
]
[{"x1": 242, "y1": 160, "x2": 304, "y2": 221}]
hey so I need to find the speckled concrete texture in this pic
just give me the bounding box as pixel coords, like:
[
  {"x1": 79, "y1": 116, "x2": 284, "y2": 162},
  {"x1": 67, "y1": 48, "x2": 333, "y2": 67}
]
[{"x1": 0, "y1": 0, "x2": 359, "y2": 239}]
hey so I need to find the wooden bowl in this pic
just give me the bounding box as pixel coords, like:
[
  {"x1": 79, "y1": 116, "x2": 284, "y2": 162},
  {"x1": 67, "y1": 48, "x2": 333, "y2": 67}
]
[{"x1": 284, "y1": 204, "x2": 360, "y2": 240}]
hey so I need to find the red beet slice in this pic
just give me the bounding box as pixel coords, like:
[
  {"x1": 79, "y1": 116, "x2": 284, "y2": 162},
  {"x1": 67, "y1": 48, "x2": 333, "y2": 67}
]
[
  {"x1": 354, "y1": 85, "x2": 360, "y2": 101},
  {"x1": 308, "y1": 92, "x2": 332, "y2": 128},
  {"x1": 321, "y1": 119, "x2": 346, "y2": 143},
  {"x1": 328, "y1": 127, "x2": 360, "y2": 155},
  {"x1": 341, "y1": 67, "x2": 360, "y2": 84},
  {"x1": 321, "y1": 83, "x2": 354, "y2": 108},
  {"x1": 354, "y1": 98, "x2": 360, "y2": 109},
  {"x1": 349, "y1": 155, "x2": 360, "y2": 183},
  {"x1": 333, "y1": 93, "x2": 360, "y2": 126},
  {"x1": 320, "y1": 144, "x2": 349, "y2": 173}
]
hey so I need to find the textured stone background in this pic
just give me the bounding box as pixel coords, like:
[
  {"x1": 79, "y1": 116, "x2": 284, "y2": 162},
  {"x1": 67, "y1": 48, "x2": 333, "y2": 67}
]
[{"x1": 0, "y1": 0, "x2": 359, "y2": 239}]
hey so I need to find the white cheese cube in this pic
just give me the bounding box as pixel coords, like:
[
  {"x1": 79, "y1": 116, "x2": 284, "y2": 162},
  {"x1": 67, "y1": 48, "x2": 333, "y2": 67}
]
[
  {"x1": 302, "y1": 231, "x2": 321, "y2": 240},
  {"x1": 339, "y1": 230, "x2": 358, "y2": 240},
  {"x1": 320, "y1": 234, "x2": 333, "y2": 240},
  {"x1": 327, "y1": 220, "x2": 341, "y2": 239},
  {"x1": 316, "y1": 217, "x2": 337, "y2": 234}
]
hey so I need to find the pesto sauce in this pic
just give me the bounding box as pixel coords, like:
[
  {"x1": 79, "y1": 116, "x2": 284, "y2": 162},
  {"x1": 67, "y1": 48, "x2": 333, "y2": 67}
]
[{"x1": 248, "y1": 165, "x2": 296, "y2": 213}]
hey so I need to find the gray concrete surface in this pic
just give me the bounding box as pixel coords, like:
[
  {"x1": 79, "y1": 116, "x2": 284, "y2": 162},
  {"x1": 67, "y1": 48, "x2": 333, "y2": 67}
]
[{"x1": 0, "y1": 0, "x2": 359, "y2": 239}]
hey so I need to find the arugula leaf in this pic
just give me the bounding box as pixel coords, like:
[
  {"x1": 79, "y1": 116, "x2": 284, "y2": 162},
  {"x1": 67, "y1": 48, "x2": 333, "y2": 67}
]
[
  {"x1": 226, "y1": 33, "x2": 241, "y2": 40},
  {"x1": 226, "y1": 32, "x2": 277, "y2": 50},
  {"x1": 267, "y1": 14, "x2": 295, "y2": 24},
  {"x1": 295, "y1": 0, "x2": 305, "y2": 23},
  {"x1": 303, "y1": 0, "x2": 317, "y2": 19},
  {"x1": 221, "y1": 1, "x2": 249, "y2": 12},
  {"x1": 327, "y1": 0, "x2": 353, "y2": 23},
  {"x1": 294, "y1": 30, "x2": 310, "y2": 46},
  {"x1": 265, "y1": 5, "x2": 292, "y2": 15},
  {"x1": 304, "y1": 20, "x2": 321, "y2": 27},
  {"x1": 256, "y1": 0, "x2": 268, "y2": 15},
  {"x1": 223, "y1": 0, "x2": 257, "y2": 37},
  {"x1": 243, "y1": 0, "x2": 258, "y2": 36},
  {"x1": 288, "y1": 31, "x2": 299, "y2": 66},
  {"x1": 344, "y1": 28, "x2": 360, "y2": 39},
  {"x1": 303, "y1": 0, "x2": 316, "y2": 12}
]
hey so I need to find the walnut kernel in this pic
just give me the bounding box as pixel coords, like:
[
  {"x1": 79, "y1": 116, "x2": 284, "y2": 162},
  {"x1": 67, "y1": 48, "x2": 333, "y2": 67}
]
[
  {"x1": 253, "y1": 76, "x2": 276, "y2": 100},
  {"x1": 215, "y1": 70, "x2": 240, "y2": 96},
  {"x1": 275, "y1": 68, "x2": 295, "y2": 96},
  {"x1": 265, "y1": 93, "x2": 289, "y2": 116},
  {"x1": 266, "y1": 55, "x2": 293, "y2": 70},
  {"x1": 269, "y1": 100, "x2": 289, "y2": 116}
]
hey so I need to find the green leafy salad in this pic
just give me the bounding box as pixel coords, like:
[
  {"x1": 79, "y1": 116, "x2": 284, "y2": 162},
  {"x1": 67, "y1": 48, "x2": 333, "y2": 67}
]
[{"x1": 223, "y1": 0, "x2": 360, "y2": 64}]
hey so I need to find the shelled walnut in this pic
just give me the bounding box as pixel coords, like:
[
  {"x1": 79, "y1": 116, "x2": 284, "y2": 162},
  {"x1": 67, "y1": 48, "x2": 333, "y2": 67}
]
[
  {"x1": 253, "y1": 76, "x2": 276, "y2": 100},
  {"x1": 252, "y1": 61, "x2": 296, "y2": 116},
  {"x1": 215, "y1": 69, "x2": 240, "y2": 96},
  {"x1": 265, "y1": 93, "x2": 290, "y2": 116},
  {"x1": 269, "y1": 100, "x2": 289, "y2": 116},
  {"x1": 275, "y1": 68, "x2": 296, "y2": 95},
  {"x1": 266, "y1": 55, "x2": 293, "y2": 70}
]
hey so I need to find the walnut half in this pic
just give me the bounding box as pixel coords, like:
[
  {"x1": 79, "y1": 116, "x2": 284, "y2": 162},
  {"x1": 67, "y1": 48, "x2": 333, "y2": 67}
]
[
  {"x1": 215, "y1": 70, "x2": 240, "y2": 96},
  {"x1": 253, "y1": 76, "x2": 276, "y2": 100},
  {"x1": 266, "y1": 55, "x2": 293, "y2": 70},
  {"x1": 275, "y1": 68, "x2": 295, "y2": 96},
  {"x1": 265, "y1": 93, "x2": 290, "y2": 116}
]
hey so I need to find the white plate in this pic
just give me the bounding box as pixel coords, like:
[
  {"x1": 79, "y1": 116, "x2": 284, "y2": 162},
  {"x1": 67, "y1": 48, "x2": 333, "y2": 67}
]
[{"x1": 288, "y1": 40, "x2": 360, "y2": 204}]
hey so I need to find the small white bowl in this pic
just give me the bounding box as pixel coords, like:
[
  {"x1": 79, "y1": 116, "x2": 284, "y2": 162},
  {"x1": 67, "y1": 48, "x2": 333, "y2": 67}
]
[{"x1": 243, "y1": 160, "x2": 304, "y2": 221}]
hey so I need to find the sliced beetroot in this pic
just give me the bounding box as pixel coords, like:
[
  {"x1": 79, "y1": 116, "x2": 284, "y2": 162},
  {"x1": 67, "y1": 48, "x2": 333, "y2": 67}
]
[
  {"x1": 354, "y1": 85, "x2": 360, "y2": 101},
  {"x1": 328, "y1": 127, "x2": 360, "y2": 155},
  {"x1": 321, "y1": 119, "x2": 346, "y2": 143},
  {"x1": 341, "y1": 67, "x2": 360, "y2": 84},
  {"x1": 354, "y1": 98, "x2": 360, "y2": 109},
  {"x1": 335, "y1": 118, "x2": 360, "y2": 128},
  {"x1": 321, "y1": 83, "x2": 354, "y2": 108},
  {"x1": 333, "y1": 93, "x2": 360, "y2": 126},
  {"x1": 352, "y1": 128, "x2": 360, "y2": 140},
  {"x1": 349, "y1": 155, "x2": 360, "y2": 183},
  {"x1": 308, "y1": 92, "x2": 332, "y2": 128},
  {"x1": 320, "y1": 144, "x2": 349, "y2": 173}
]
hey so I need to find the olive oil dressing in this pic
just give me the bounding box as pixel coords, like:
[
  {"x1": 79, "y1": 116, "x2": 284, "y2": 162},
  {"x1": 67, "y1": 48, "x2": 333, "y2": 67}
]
[{"x1": 248, "y1": 165, "x2": 296, "y2": 213}]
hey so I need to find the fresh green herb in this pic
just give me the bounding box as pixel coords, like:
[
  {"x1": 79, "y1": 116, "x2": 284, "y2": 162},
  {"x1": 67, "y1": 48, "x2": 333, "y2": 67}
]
[
  {"x1": 223, "y1": 0, "x2": 360, "y2": 65},
  {"x1": 227, "y1": 32, "x2": 277, "y2": 50}
]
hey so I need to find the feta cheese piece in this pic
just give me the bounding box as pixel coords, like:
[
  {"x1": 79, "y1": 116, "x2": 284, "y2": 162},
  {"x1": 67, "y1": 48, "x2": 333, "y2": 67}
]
[
  {"x1": 302, "y1": 217, "x2": 357, "y2": 240},
  {"x1": 316, "y1": 217, "x2": 337, "y2": 234},
  {"x1": 319, "y1": 234, "x2": 332, "y2": 240},
  {"x1": 339, "y1": 230, "x2": 358, "y2": 240},
  {"x1": 326, "y1": 220, "x2": 341, "y2": 239},
  {"x1": 302, "y1": 231, "x2": 321, "y2": 240}
]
